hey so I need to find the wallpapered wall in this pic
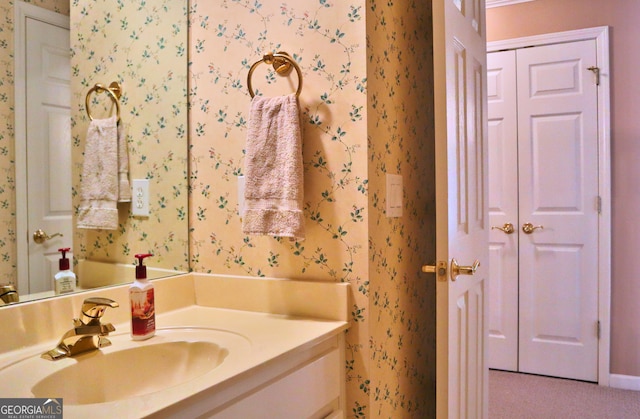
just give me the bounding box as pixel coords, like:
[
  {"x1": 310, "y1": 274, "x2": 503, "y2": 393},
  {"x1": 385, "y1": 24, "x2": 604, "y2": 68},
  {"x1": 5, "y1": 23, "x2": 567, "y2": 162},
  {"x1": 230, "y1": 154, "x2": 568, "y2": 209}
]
[
  {"x1": 367, "y1": 1, "x2": 436, "y2": 416},
  {"x1": 189, "y1": 0, "x2": 436, "y2": 417},
  {"x1": 0, "y1": 0, "x2": 70, "y2": 285},
  {"x1": 70, "y1": 0, "x2": 189, "y2": 272},
  {"x1": 188, "y1": 0, "x2": 372, "y2": 414}
]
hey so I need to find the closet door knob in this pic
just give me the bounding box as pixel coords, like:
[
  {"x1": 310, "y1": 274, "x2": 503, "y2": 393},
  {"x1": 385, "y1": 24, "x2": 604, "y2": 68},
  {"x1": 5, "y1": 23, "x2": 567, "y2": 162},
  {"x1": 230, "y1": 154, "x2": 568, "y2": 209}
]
[
  {"x1": 491, "y1": 223, "x2": 515, "y2": 234},
  {"x1": 522, "y1": 223, "x2": 544, "y2": 234}
]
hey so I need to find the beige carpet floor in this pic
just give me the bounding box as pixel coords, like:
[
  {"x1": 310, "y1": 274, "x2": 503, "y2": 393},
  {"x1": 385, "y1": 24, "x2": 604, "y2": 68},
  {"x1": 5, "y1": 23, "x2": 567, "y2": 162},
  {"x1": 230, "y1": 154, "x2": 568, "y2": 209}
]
[{"x1": 489, "y1": 370, "x2": 640, "y2": 418}]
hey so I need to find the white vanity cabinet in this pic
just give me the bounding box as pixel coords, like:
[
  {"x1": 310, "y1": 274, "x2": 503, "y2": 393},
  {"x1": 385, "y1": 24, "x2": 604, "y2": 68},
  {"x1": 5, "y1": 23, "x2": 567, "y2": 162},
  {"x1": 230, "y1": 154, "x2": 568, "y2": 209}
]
[{"x1": 153, "y1": 333, "x2": 345, "y2": 419}]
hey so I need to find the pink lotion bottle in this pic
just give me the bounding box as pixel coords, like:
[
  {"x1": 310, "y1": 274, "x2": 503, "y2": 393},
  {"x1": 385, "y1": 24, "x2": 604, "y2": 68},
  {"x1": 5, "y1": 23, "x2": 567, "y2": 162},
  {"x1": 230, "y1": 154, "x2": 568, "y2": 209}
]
[{"x1": 130, "y1": 253, "x2": 155, "y2": 340}]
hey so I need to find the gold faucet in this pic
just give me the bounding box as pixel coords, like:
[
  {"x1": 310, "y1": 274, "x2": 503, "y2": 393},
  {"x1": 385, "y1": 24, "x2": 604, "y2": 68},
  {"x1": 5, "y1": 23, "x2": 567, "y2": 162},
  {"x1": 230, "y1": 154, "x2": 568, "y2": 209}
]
[
  {"x1": 0, "y1": 284, "x2": 18, "y2": 305},
  {"x1": 41, "y1": 297, "x2": 119, "y2": 361}
]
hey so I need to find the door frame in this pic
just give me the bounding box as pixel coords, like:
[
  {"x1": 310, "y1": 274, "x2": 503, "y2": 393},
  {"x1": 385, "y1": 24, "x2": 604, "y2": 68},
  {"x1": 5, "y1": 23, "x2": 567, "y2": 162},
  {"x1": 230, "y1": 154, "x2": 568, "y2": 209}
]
[
  {"x1": 14, "y1": 2, "x2": 71, "y2": 294},
  {"x1": 488, "y1": 26, "x2": 611, "y2": 387}
]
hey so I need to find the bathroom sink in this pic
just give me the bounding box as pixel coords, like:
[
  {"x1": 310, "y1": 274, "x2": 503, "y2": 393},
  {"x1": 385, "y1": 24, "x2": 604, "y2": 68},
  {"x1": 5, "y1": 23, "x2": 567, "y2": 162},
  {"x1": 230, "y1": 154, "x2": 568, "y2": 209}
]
[{"x1": 0, "y1": 327, "x2": 250, "y2": 405}]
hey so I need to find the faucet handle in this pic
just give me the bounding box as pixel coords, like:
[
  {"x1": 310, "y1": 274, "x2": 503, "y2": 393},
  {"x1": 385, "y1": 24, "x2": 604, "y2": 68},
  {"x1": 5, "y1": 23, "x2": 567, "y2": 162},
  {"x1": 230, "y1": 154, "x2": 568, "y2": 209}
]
[
  {"x1": 79, "y1": 297, "x2": 119, "y2": 325},
  {"x1": 83, "y1": 297, "x2": 119, "y2": 309}
]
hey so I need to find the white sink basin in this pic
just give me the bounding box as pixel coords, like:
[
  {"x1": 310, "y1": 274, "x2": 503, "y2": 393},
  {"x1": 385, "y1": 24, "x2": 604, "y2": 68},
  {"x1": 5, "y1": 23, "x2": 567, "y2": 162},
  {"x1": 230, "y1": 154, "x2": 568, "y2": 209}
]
[{"x1": 0, "y1": 327, "x2": 250, "y2": 405}]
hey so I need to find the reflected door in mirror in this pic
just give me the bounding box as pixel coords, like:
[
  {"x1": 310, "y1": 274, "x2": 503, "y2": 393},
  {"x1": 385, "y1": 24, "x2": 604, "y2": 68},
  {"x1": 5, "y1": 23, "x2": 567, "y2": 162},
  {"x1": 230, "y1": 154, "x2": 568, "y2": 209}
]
[{"x1": 24, "y1": 17, "x2": 72, "y2": 294}]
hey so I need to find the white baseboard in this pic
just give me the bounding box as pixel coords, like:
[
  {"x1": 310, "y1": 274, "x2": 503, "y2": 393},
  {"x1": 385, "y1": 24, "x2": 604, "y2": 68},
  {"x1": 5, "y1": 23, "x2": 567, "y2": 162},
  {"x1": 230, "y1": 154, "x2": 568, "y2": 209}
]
[{"x1": 609, "y1": 374, "x2": 640, "y2": 391}]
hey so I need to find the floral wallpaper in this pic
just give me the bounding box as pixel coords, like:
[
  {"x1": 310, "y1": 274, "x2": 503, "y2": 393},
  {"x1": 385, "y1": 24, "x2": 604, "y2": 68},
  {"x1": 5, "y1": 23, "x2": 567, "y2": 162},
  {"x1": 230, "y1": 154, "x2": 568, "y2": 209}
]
[
  {"x1": 70, "y1": 0, "x2": 189, "y2": 273},
  {"x1": 0, "y1": 0, "x2": 70, "y2": 286},
  {"x1": 366, "y1": 0, "x2": 436, "y2": 416},
  {"x1": 189, "y1": 0, "x2": 436, "y2": 417},
  {"x1": 188, "y1": 0, "x2": 371, "y2": 414}
]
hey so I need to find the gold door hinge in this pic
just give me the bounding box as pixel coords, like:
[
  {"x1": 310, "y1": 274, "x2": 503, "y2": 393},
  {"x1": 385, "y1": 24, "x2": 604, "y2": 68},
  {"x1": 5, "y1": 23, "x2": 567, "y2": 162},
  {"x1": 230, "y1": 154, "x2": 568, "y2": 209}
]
[{"x1": 587, "y1": 66, "x2": 600, "y2": 86}]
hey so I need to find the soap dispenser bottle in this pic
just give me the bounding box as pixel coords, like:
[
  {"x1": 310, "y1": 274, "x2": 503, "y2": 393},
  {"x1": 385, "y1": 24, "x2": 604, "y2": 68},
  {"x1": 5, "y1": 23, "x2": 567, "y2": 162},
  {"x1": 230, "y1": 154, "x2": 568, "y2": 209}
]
[
  {"x1": 130, "y1": 253, "x2": 155, "y2": 340},
  {"x1": 54, "y1": 248, "x2": 76, "y2": 295}
]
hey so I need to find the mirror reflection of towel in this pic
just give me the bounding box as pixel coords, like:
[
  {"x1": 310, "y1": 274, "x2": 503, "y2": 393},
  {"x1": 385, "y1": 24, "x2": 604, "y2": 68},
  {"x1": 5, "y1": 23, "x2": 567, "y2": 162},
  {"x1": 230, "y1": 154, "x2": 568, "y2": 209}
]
[
  {"x1": 242, "y1": 94, "x2": 305, "y2": 240},
  {"x1": 77, "y1": 116, "x2": 130, "y2": 230}
]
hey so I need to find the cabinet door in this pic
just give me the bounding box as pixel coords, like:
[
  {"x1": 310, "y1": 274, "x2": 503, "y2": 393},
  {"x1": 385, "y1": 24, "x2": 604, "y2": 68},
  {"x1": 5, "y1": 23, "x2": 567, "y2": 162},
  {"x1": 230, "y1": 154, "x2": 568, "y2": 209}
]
[{"x1": 212, "y1": 348, "x2": 341, "y2": 419}]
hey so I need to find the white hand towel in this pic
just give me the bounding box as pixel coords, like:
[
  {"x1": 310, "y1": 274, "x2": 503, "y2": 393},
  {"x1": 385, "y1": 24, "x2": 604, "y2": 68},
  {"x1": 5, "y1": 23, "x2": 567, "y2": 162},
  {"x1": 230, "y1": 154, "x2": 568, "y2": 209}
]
[
  {"x1": 77, "y1": 116, "x2": 119, "y2": 230},
  {"x1": 242, "y1": 94, "x2": 305, "y2": 240}
]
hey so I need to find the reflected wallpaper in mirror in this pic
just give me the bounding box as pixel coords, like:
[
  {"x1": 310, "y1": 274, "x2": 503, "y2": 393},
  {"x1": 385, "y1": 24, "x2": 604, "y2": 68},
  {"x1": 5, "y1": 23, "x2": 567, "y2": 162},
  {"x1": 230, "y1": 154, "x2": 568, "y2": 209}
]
[{"x1": 0, "y1": 0, "x2": 189, "y2": 302}]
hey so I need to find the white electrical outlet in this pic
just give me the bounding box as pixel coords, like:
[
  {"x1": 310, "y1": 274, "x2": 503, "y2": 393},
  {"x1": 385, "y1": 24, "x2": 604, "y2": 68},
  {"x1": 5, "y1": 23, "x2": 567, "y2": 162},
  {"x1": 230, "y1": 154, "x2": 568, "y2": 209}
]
[{"x1": 132, "y1": 179, "x2": 150, "y2": 217}]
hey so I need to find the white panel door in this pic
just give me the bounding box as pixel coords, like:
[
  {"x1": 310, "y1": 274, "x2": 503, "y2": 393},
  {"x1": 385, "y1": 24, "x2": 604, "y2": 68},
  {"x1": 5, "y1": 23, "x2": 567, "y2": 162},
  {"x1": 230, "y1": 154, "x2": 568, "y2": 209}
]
[
  {"x1": 517, "y1": 40, "x2": 599, "y2": 382},
  {"x1": 487, "y1": 50, "x2": 519, "y2": 371},
  {"x1": 487, "y1": 40, "x2": 600, "y2": 381},
  {"x1": 433, "y1": 0, "x2": 488, "y2": 417},
  {"x1": 25, "y1": 17, "x2": 72, "y2": 293}
]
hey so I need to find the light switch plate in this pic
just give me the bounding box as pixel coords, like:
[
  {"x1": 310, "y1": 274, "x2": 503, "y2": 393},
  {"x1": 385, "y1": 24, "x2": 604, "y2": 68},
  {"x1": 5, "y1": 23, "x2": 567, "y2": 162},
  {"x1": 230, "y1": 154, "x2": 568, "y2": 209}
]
[
  {"x1": 132, "y1": 179, "x2": 149, "y2": 217},
  {"x1": 386, "y1": 174, "x2": 403, "y2": 218}
]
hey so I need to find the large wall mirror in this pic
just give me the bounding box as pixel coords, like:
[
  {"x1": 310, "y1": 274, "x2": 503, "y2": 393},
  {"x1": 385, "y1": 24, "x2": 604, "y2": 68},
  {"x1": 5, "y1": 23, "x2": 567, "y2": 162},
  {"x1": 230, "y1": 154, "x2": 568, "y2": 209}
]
[{"x1": 2, "y1": 0, "x2": 189, "y2": 304}]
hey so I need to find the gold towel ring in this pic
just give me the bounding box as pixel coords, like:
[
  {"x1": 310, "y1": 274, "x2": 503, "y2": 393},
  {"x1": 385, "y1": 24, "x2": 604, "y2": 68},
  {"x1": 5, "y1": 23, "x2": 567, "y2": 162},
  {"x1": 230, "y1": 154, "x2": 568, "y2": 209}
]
[
  {"x1": 85, "y1": 81, "x2": 122, "y2": 121},
  {"x1": 247, "y1": 52, "x2": 303, "y2": 98}
]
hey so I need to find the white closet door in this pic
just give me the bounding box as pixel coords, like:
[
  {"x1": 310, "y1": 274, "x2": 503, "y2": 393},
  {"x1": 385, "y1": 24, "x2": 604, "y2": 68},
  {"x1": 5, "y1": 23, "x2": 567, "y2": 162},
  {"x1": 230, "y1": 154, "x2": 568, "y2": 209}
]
[
  {"x1": 517, "y1": 39, "x2": 599, "y2": 382},
  {"x1": 487, "y1": 50, "x2": 519, "y2": 371}
]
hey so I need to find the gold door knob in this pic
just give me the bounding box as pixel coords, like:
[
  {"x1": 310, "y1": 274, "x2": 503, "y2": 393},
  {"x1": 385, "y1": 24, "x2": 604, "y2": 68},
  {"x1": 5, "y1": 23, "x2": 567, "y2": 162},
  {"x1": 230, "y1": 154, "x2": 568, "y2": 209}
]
[
  {"x1": 33, "y1": 229, "x2": 63, "y2": 244},
  {"x1": 491, "y1": 223, "x2": 515, "y2": 234},
  {"x1": 450, "y1": 259, "x2": 480, "y2": 282},
  {"x1": 522, "y1": 223, "x2": 544, "y2": 234}
]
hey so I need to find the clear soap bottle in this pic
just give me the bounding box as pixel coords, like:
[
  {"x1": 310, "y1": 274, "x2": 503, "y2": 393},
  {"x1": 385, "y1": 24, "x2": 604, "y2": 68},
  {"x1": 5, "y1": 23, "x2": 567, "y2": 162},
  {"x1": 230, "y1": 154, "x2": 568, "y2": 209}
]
[
  {"x1": 54, "y1": 248, "x2": 76, "y2": 295},
  {"x1": 130, "y1": 253, "x2": 155, "y2": 340}
]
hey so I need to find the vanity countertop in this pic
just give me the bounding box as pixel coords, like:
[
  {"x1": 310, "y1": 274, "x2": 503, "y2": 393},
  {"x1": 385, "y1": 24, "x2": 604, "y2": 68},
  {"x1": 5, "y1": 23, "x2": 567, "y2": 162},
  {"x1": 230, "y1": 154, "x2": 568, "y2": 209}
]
[{"x1": 0, "y1": 273, "x2": 349, "y2": 418}]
